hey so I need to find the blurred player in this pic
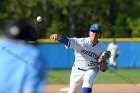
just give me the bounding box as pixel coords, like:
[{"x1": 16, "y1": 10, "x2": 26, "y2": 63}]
[
  {"x1": 50, "y1": 24, "x2": 110, "y2": 93},
  {"x1": 0, "y1": 20, "x2": 47, "y2": 93},
  {"x1": 107, "y1": 38, "x2": 120, "y2": 72}
]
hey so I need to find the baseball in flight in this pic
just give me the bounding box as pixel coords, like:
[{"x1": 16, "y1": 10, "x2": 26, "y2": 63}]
[{"x1": 37, "y1": 16, "x2": 42, "y2": 22}]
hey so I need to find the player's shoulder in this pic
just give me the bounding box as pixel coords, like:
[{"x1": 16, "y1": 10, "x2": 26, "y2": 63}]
[
  {"x1": 70, "y1": 37, "x2": 88, "y2": 40},
  {"x1": 70, "y1": 37, "x2": 89, "y2": 43},
  {"x1": 108, "y1": 42, "x2": 113, "y2": 46},
  {"x1": 25, "y1": 44, "x2": 40, "y2": 56}
]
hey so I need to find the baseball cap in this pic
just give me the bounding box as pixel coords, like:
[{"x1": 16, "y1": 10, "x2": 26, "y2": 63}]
[
  {"x1": 90, "y1": 24, "x2": 102, "y2": 32},
  {"x1": 5, "y1": 19, "x2": 38, "y2": 41}
]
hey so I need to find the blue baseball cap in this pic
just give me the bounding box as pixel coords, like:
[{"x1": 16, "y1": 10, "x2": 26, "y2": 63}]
[{"x1": 89, "y1": 24, "x2": 103, "y2": 32}]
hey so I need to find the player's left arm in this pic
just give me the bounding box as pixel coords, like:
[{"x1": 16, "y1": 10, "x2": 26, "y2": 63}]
[{"x1": 98, "y1": 51, "x2": 111, "y2": 72}]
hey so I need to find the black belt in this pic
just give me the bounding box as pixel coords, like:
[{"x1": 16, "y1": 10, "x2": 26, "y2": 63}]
[
  {"x1": 73, "y1": 64, "x2": 87, "y2": 71},
  {"x1": 78, "y1": 68, "x2": 87, "y2": 71}
]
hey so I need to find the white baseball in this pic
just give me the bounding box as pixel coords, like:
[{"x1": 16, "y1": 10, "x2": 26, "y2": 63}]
[{"x1": 37, "y1": 16, "x2": 42, "y2": 22}]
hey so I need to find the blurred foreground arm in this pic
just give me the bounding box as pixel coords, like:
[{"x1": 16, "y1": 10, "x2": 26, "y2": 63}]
[{"x1": 23, "y1": 56, "x2": 46, "y2": 93}]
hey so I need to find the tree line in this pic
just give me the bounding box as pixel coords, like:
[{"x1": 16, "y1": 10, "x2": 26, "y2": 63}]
[{"x1": 0, "y1": 0, "x2": 140, "y2": 38}]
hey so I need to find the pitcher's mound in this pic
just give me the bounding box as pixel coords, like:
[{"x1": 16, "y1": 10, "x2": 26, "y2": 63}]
[{"x1": 60, "y1": 87, "x2": 69, "y2": 92}]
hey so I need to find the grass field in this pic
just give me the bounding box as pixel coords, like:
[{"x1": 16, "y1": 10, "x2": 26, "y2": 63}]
[{"x1": 47, "y1": 68, "x2": 140, "y2": 84}]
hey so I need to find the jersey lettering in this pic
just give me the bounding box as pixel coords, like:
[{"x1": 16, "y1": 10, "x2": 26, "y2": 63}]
[
  {"x1": 88, "y1": 61, "x2": 97, "y2": 66},
  {"x1": 81, "y1": 49, "x2": 99, "y2": 60}
]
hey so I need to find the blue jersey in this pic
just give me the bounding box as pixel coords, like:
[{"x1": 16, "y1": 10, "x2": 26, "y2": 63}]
[{"x1": 0, "y1": 39, "x2": 46, "y2": 93}]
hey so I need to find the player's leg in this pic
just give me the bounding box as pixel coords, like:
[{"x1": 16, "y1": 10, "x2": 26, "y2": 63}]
[
  {"x1": 111, "y1": 60, "x2": 117, "y2": 71},
  {"x1": 108, "y1": 56, "x2": 116, "y2": 72},
  {"x1": 82, "y1": 68, "x2": 99, "y2": 93},
  {"x1": 69, "y1": 78, "x2": 83, "y2": 93},
  {"x1": 114, "y1": 58, "x2": 117, "y2": 69},
  {"x1": 68, "y1": 67, "x2": 84, "y2": 93}
]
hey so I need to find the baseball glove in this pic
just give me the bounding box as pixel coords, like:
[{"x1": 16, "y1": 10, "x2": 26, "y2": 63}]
[{"x1": 98, "y1": 51, "x2": 111, "y2": 72}]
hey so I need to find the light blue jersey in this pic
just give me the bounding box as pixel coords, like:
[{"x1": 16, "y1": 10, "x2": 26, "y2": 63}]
[{"x1": 0, "y1": 39, "x2": 46, "y2": 93}]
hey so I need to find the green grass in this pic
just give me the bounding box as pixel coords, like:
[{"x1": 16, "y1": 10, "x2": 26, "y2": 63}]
[
  {"x1": 47, "y1": 69, "x2": 71, "y2": 84},
  {"x1": 47, "y1": 69, "x2": 140, "y2": 84}
]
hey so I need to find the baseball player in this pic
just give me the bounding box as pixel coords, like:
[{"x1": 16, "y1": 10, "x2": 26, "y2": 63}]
[
  {"x1": 107, "y1": 38, "x2": 120, "y2": 71},
  {"x1": 50, "y1": 24, "x2": 110, "y2": 93}
]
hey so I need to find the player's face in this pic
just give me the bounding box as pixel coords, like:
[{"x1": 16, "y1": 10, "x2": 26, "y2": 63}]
[{"x1": 89, "y1": 31, "x2": 101, "y2": 42}]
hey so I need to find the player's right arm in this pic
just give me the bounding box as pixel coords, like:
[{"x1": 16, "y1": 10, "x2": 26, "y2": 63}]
[
  {"x1": 50, "y1": 34, "x2": 82, "y2": 49},
  {"x1": 50, "y1": 34, "x2": 69, "y2": 46}
]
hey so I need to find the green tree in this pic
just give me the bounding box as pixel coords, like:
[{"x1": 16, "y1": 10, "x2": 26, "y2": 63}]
[{"x1": 0, "y1": 0, "x2": 140, "y2": 38}]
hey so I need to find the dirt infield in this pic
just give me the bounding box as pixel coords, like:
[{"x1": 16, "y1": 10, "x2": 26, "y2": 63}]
[{"x1": 45, "y1": 84, "x2": 140, "y2": 93}]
